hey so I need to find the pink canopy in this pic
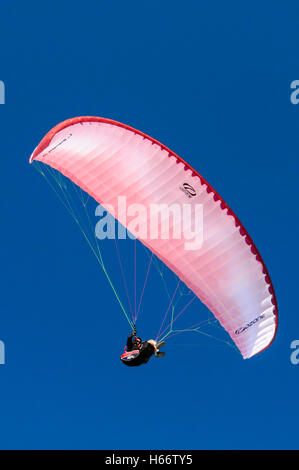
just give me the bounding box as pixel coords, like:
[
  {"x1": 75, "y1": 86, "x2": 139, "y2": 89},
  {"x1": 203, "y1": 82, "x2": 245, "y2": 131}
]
[{"x1": 30, "y1": 116, "x2": 278, "y2": 358}]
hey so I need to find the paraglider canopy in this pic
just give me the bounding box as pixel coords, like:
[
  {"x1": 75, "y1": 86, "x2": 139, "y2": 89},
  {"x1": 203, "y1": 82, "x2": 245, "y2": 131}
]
[{"x1": 30, "y1": 116, "x2": 278, "y2": 359}]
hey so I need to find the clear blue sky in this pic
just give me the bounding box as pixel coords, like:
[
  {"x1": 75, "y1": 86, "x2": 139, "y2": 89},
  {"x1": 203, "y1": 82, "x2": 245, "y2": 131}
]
[{"x1": 0, "y1": 0, "x2": 298, "y2": 450}]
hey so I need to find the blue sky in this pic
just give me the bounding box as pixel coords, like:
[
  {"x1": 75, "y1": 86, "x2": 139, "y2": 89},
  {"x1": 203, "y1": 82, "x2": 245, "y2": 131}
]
[{"x1": 0, "y1": 0, "x2": 298, "y2": 450}]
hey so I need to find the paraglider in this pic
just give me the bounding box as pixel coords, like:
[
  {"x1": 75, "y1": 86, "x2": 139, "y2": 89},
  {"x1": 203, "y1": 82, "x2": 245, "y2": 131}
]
[
  {"x1": 29, "y1": 116, "x2": 278, "y2": 360},
  {"x1": 120, "y1": 326, "x2": 166, "y2": 367}
]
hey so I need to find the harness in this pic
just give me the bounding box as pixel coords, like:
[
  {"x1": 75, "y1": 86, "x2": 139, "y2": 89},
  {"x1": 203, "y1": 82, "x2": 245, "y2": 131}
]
[
  {"x1": 120, "y1": 349, "x2": 141, "y2": 363},
  {"x1": 120, "y1": 336, "x2": 143, "y2": 364}
]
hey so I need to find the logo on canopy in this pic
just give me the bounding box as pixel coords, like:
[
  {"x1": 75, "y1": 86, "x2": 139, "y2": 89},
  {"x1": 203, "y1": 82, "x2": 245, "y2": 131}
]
[{"x1": 180, "y1": 183, "x2": 197, "y2": 198}]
